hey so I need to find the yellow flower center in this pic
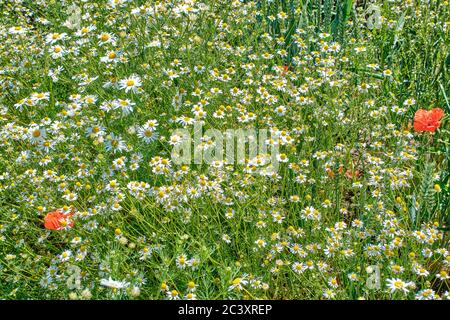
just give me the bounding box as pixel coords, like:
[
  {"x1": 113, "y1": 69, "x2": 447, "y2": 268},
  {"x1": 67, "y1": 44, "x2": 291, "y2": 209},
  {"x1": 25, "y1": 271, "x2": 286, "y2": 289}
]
[{"x1": 144, "y1": 130, "x2": 153, "y2": 137}]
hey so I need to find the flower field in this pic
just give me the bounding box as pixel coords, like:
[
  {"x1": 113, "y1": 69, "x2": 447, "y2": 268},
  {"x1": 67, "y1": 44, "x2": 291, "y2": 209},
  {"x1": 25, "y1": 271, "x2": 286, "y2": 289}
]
[{"x1": 0, "y1": 0, "x2": 449, "y2": 300}]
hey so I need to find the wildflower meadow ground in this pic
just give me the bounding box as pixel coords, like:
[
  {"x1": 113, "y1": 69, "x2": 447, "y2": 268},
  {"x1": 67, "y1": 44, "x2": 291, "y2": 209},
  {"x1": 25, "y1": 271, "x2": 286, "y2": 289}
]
[{"x1": 0, "y1": 0, "x2": 449, "y2": 300}]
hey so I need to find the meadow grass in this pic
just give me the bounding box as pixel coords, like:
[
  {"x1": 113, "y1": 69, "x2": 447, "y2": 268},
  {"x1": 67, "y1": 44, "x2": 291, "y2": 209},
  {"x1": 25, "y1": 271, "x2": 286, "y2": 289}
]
[{"x1": 0, "y1": 0, "x2": 449, "y2": 300}]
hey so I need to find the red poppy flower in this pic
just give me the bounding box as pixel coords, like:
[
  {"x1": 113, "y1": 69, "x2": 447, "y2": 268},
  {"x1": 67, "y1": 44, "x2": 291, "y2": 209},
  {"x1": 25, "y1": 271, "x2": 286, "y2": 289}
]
[
  {"x1": 44, "y1": 209, "x2": 74, "y2": 230},
  {"x1": 345, "y1": 169, "x2": 361, "y2": 179},
  {"x1": 413, "y1": 108, "x2": 445, "y2": 132}
]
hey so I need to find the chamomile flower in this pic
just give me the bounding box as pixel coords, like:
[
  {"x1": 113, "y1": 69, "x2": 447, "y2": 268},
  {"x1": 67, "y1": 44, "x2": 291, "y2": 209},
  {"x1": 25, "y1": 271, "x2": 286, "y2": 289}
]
[
  {"x1": 98, "y1": 32, "x2": 117, "y2": 45},
  {"x1": 45, "y1": 32, "x2": 67, "y2": 44},
  {"x1": 229, "y1": 277, "x2": 248, "y2": 291},
  {"x1": 29, "y1": 126, "x2": 46, "y2": 143},
  {"x1": 137, "y1": 126, "x2": 159, "y2": 143},
  {"x1": 386, "y1": 278, "x2": 411, "y2": 294},
  {"x1": 119, "y1": 75, "x2": 142, "y2": 93},
  {"x1": 167, "y1": 289, "x2": 180, "y2": 300},
  {"x1": 50, "y1": 45, "x2": 65, "y2": 59},
  {"x1": 100, "y1": 277, "x2": 129, "y2": 289},
  {"x1": 105, "y1": 134, "x2": 127, "y2": 153},
  {"x1": 176, "y1": 254, "x2": 188, "y2": 269}
]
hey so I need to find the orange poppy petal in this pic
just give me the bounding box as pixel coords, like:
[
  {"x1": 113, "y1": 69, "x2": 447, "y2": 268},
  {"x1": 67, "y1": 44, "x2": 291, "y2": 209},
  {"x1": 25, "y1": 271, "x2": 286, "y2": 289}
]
[
  {"x1": 413, "y1": 109, "x2": 444, "y2": 132},
  {"x1": 44, "y1": 210, "x2": 74, "y2": 230},
  {"x1": 413, "y1": 110, "x2": 428, "y2": 131}
]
